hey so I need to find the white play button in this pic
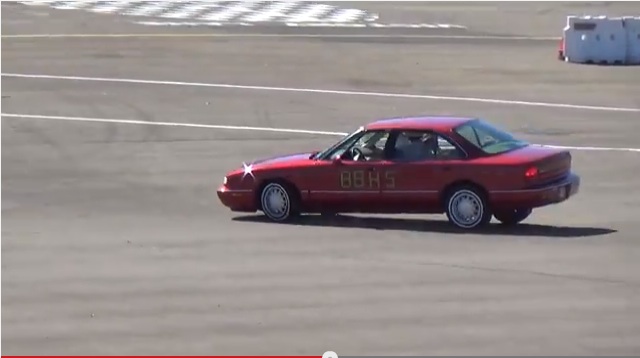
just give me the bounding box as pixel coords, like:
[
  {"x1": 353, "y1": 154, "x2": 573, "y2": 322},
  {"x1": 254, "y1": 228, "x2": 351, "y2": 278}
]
[{"x1": 323, "y1": 351, "x2": 338, "y2": 358}]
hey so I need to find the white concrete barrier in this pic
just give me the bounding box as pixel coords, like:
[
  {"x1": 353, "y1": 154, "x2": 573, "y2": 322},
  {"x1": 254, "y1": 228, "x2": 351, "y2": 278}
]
[{"x1": 561, "y1": 15, "x2": 640, "y2": 65}]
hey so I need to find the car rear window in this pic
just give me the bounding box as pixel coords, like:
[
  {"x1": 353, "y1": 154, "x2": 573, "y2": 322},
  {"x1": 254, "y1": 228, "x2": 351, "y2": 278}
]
[{"x1": 454, "y1": 119, "x2": 529, "y2": 155}]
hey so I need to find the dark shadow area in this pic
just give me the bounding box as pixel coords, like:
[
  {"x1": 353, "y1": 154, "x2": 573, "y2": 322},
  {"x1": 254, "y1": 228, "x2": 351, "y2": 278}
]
[
  {"x1": 566, "y1": 60, "x2": 640, "y2": 67},
  {"x1": 232, "y1": 214, "x2": 616, "y2": 238}
]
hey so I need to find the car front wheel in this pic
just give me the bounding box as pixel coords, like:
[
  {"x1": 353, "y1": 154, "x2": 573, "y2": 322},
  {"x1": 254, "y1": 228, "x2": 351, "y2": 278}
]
[
  {"x1": 260, "y1": 182, "x2": 298, "y2": 222},
  {"x1": 494, "y1": 208, "x2": 532, "y2": 226},
  {"x1": 445, "y1": 186, "x2": 492, "y2": 230}
]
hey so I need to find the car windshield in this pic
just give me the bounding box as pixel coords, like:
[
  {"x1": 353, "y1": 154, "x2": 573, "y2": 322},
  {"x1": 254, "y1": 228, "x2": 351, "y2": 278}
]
[
  {"x1": 454, "y1": 119, "x2": 529, "y2": 155},
  {"x1": 312, "y1": 127, "x2": 364, "y2": 160}
]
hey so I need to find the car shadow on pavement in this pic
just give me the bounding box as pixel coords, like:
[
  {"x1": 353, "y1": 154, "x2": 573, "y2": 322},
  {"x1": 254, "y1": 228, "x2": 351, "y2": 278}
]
[{"x1": 232, "y1": 214, "x2": 616, "y2": 238}]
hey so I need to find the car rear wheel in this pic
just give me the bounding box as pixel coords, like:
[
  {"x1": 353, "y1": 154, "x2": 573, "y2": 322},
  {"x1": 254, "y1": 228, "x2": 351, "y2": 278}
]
[
  {"x1": 445, "y1": 186, "x2": 492, "y2": 230},
  {"x1": 260, "y1": 182, "x2": 299, "y2": 222},
  {"x1": 494, "y1": 208, "x2": 532, "y2": 226}
]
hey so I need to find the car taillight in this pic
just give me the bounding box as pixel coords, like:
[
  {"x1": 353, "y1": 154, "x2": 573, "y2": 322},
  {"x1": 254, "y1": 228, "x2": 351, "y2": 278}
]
[{"x1": 525, "y1": 166, "x2": 539, "y2": 178}]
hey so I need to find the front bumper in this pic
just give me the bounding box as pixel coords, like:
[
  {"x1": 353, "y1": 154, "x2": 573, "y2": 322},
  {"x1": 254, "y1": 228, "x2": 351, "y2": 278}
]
[
  {"x1": 490, "y1": 172, "x2": 580, "y2": 209},
  {"x1": 217, "y1": 185, "x2": 257, "y2": 212}
]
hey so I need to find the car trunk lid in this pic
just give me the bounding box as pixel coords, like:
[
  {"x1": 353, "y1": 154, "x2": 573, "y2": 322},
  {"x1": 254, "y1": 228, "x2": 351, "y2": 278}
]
[
  {"x1": 494, "y1": 144, "x2": 572, "y2": 186},
  {"x1": 517, "y1": 145, "x2": 572, "y2": 185}
]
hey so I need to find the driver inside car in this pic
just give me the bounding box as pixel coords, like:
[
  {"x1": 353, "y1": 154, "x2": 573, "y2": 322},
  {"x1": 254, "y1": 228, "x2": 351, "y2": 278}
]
[
  {"x1": 356, "y1": 142, "x2": 384, "y2": 161},
  {"x1": 343, "y1": 144, "x2": 383, "y2": 161},
  {"x1": 345, "y1": 134, "x2": 386, "y2": 161}
]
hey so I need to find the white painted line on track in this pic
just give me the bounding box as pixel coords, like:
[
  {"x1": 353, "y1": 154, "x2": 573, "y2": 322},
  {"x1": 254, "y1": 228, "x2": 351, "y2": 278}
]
[
  {"x1": 3, "y1": 113, "x2": 640, "y2": 153},
  {"x1": 3, "y1": 73, "x2": 638, "y2": 113},
  {"x1": 0, "y1": 113, "x2": 349, "y2": 137},
  {"x1": 537, "y1": 144, "x2": 640, "y2": 152},
  {"x1": 0, "y1": 33, "x2": 560, "y2": 40}
]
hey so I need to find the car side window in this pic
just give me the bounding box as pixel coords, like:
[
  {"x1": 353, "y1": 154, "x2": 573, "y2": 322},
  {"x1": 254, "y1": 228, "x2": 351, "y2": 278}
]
[
  {"x1": 389, "y1": 131, "x2": 464, "y2": 162},
  {"x1": 340, "y1": 130, "x2": 390, "y2": 162},
  {"x1": 435, "y1": 135, "x2": 465, "y2": 160},
  {"x1": 355, "y1": 131, "x2": 389, "y2": 161}
]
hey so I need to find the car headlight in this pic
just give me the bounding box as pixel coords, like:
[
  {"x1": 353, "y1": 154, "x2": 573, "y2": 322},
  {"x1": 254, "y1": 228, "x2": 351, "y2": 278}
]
[{"x1": 223, "y1": 176, "x2": 228, "y2": 185}]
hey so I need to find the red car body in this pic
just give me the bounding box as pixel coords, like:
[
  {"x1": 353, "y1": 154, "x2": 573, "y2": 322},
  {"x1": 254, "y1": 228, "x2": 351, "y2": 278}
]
[{"x1": 217, "y1": 116, "x2": 580, "y2": 229}]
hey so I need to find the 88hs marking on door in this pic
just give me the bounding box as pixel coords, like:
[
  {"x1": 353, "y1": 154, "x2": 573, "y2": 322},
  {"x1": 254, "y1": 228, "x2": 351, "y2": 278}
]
[{"x1": 340, "y1": 170, "x2": 396, "y2": 189}]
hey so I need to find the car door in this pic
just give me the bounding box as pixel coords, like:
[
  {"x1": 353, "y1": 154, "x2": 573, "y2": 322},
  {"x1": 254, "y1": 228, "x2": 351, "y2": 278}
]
[
  {"x1": 377, "y1": 130, "x2": 467, "y2": 213},
  {"x1": 307, "y1": 130, "x2": 391, "y2": 213}
]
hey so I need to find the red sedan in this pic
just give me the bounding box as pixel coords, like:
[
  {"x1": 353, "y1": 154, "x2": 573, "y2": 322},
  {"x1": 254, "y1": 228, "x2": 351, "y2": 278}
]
[{"x1": 217, "y1": 116, "x2": 580, "y2": 230}]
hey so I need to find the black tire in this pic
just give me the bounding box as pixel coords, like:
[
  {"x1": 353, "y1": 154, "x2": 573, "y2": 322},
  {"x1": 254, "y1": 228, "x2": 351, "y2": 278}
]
[
  {"x1": 494, "y1": 208, "x2": 532, "y2": 226},
  {"x1": 259, "y1": 181, "x2": 300, "y2": 222},
  {"x1": 445, "y1": 185, "x2": 492, "y2": 230}
]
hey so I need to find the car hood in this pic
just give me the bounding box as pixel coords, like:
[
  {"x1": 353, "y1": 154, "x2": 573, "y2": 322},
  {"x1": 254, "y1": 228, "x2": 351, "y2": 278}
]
[{"x1": 251, "y1": 152, "x2": 314, "y2": 167}]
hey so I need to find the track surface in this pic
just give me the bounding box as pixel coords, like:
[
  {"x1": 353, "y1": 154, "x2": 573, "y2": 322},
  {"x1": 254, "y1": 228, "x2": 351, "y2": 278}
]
[{"x1": 3, "y1": 2, "x2": 640, "y2": 355}]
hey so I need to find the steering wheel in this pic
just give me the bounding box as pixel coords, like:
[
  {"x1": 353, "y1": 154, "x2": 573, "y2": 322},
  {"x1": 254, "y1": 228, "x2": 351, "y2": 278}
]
[{"x1": 350, "y1": 147, "x2": 365, "y2": 161}]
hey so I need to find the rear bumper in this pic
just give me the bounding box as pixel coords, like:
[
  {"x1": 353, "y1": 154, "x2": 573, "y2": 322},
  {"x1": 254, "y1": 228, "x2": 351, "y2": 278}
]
[
  {"x1": 490, "y1": 172, "x2": 580, "y2": 209},
  {"x1": 217, "y1": 185, "x2": 257, "y2": 212}
]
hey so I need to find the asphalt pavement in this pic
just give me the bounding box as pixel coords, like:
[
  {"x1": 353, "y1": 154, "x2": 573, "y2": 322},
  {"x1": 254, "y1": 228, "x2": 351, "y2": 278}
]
[{"x1": 2, "y1": 1, "x2": 640, "y2": 356}]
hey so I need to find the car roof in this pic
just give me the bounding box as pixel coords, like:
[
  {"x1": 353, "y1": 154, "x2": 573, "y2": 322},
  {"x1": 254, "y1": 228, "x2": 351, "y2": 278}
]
[{"x1": 364, "y1": 116, "x2": 475, "y2": 132}]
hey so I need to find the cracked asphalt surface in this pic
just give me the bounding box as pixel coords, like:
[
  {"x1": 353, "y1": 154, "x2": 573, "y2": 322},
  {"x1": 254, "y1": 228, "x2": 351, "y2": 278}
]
[{"x1": 2, "y1": 1, "x2": 640, "y2": 355}]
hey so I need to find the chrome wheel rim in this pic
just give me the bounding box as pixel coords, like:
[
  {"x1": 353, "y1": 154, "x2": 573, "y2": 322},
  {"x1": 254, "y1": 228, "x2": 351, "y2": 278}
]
[
  {"x1": 449, "y1": 190, "x2": 483, "y2": 228},
  {"x1": 261, "y1": 184, "x2": 289, "y2": 220}
]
